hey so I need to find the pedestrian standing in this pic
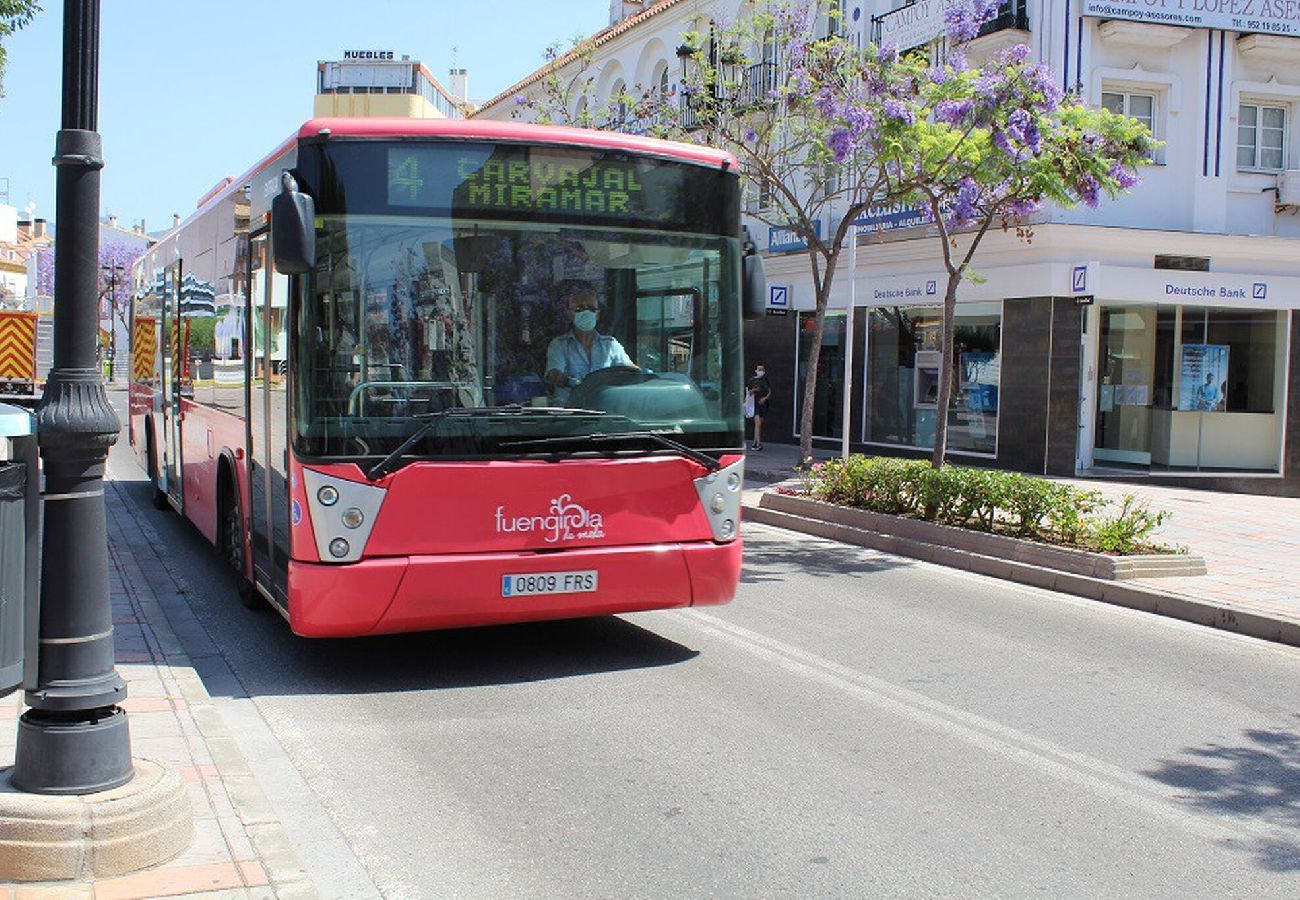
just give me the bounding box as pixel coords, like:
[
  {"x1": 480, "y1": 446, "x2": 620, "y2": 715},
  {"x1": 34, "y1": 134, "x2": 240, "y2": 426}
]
[{"x1": 747, "y1": 362, "x2": 771, "y2": 451}]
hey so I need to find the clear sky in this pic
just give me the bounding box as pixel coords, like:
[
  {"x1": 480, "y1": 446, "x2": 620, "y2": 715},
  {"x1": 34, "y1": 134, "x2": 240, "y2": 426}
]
[{"x1": 0, "y1": 0, "x2": 608, "y2": 233}]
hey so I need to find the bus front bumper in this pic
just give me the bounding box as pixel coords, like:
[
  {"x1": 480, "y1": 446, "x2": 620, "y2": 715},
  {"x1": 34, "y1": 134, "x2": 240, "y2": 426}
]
[{"x1": 285, "y1": 540, "x2": 742, "y2": 637}]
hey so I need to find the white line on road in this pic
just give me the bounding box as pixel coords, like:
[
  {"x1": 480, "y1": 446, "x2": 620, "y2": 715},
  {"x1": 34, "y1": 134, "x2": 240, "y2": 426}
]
[{"x1": 681, "y1": 607, "x2": 1287, "y2": 849}]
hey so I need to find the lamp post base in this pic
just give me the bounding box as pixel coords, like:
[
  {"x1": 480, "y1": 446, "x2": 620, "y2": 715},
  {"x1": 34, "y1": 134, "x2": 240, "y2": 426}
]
[
  {"x1": 0, "y1": 757, "x2": 192, "y2": 882},
  {"x1": 11, "y1": 707, "x2": 132, "y2": 795}
]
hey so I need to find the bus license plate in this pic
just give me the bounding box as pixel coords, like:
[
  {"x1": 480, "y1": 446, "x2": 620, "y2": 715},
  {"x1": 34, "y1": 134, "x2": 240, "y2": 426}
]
[{"x1": 502, "y1": 570, "x2": 598, "y2": 597}]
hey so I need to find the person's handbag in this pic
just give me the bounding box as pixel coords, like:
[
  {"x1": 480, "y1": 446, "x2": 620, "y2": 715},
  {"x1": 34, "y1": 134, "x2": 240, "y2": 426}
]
[{"x1": 743, "y1": 393, "x2": 755, "y2": 419}]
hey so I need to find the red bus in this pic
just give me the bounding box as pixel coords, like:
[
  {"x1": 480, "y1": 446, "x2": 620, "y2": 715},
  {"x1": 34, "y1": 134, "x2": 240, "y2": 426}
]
[{"x1": 129, "y1": 118, "x2": 758, "y2": 637}]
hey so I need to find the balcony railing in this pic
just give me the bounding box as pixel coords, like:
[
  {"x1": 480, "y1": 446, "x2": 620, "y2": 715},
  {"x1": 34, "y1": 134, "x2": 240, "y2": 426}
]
[
  {"x1": 733, "y1": 62, "x2": 779, "y2": 108},
  {"x1": 870, "y1": 0, "x2": 1029, "y2": 46},
  {"x1": 977, "y1": 0, "x2": 1030, "y2": 37}
]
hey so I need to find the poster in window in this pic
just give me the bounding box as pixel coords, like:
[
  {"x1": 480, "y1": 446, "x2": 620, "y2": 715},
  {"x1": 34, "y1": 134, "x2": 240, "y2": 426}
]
[{"x1": 1178, "y1": 344, "x2": 1229, "y2": 412}]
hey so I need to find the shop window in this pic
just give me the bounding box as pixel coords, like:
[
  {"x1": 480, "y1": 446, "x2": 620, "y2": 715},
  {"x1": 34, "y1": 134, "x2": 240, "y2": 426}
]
[
  {"x1": 1100, "y1": 303, "x2": 1286, "y2": 473},
  {"x1": 1237, "y1": 102, "x2": 1287, "y2": 172},
  {"x1": 862, "y1": 302, "x2": 1001, "y2": 455}
]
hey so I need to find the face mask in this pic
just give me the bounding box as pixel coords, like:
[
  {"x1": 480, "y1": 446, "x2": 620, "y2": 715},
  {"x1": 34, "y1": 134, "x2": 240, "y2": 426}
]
[
  {"x1": 755, "y1": 369, "x2": 765, "y2": 377},
  {"x1": 574, "y1": 309, "x2": 598, "y2": 332}
]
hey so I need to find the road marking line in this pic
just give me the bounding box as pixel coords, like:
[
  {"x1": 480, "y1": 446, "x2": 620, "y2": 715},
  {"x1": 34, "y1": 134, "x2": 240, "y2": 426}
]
[{"x1": 682, "y1": 608, "x2": 1287, "y2": 848}]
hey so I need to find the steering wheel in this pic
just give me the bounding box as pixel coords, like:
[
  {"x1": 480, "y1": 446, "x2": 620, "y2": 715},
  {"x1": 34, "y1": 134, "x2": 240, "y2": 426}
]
[{"x1": 567, "y1": 366, "x2": 646, "y2": 408}]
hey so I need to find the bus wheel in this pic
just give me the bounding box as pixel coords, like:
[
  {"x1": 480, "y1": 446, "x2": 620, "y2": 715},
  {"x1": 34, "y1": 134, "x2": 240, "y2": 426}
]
[
  {"x1": 146, "y1": 429, "x2": 168, "y2": 511},
  {"x1": 220, "y1": 475, "x2": 261, "y2": 611}
]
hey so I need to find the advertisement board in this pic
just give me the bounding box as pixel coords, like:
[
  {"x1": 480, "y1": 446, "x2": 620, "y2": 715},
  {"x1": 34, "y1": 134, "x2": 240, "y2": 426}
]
[
  {"x1": 1178, "y1": 344, "x2": 1230, "y2": 412},
  {"x1": 1082, "y1": 0, "x2": 1300, "y2": 37}
]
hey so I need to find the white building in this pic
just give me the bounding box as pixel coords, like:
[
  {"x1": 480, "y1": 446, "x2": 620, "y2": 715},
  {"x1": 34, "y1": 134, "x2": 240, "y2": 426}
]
[{"x1": 478, "y1": 0, "x2": 1300, "y2": 493}]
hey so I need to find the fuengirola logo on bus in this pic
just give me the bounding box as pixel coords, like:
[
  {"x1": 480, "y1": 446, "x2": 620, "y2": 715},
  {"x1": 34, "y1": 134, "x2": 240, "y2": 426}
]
[{"x1": 495, "y1": 494, "x2": 605, "y2": 543}]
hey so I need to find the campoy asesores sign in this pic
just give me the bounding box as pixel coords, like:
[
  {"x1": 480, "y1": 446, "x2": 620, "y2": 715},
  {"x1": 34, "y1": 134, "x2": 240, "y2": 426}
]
[
  {"x1": 878, "y1": 0, "x2": 965, "y2": 51},
  {"x1": 1082, "y1": 0, "x2": 1300, "y2": 37}
]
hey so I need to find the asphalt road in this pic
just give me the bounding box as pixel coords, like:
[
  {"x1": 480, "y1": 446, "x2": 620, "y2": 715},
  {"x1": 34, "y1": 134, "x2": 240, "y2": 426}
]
[{"x1": 105, "y1": 410, "x2": 1300, "y2": 898}]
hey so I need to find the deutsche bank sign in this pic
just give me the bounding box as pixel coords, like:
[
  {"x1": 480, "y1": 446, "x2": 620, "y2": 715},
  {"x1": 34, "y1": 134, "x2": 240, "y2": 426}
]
[{"x1": 1082, "y1": 0, "x2": 1300, "y2": 37}]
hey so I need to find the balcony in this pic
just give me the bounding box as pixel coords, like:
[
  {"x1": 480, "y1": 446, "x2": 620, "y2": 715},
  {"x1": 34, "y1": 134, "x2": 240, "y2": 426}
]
[
  {"x1": 977, "y1": 0, "x2": 1029, "y2": 38},
  {"x1": 871, "y1": 0, "x2": 1029, "y2": 50},
  {"x1": 732, "y1": 62, "x2": 779, "y2": 109},
  {"x1": 965, "y1": 0, "x2": 1031, "y2": 62}
]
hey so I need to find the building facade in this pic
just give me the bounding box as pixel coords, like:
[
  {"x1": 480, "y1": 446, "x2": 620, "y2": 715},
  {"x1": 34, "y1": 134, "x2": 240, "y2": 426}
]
[
  {"x1": 314, "y1": 52, "x2": 468, "y2": 119},
  {"x1": 478, "y1": 0, "x2": 1300, "y2": 494}
]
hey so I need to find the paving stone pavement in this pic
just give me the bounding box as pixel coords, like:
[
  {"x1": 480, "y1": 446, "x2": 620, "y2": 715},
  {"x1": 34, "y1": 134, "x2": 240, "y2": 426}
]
[
  {"x1": 744, "y1": 442, "x2": 1300, "y2": 627},
  {"x1": 1, "y1": 481, "x2": 316, "y2": 899}
]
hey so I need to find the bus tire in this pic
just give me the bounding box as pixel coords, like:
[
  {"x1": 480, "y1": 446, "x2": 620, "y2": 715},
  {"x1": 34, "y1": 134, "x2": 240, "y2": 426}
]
[
  {"x1": 219, "y1": 467, "x2": 261, "y2": 611},
  {"x1": 146, "y1": 425, "x2": 169, "y2": 511}
]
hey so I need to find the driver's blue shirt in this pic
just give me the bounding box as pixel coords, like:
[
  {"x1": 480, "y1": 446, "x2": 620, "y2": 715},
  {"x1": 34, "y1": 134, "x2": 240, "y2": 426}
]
[{"x1": 546, "y1": 330, "x2": 633, "y2": 398}]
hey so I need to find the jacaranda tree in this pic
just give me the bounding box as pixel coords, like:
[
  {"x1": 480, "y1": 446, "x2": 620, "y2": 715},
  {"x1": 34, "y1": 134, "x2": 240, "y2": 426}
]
[{"x1": 886, "y1": 2, "x2": 1157, "y2": 467}]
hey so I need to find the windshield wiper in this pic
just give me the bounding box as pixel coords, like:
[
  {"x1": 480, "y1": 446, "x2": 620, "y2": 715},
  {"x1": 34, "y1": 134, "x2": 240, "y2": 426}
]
[
  {"x1": 500, "y1": 430, "x2": 723, "y2": 472},
  {"x1": 365, "y1": 405, "x2": 608, "y2": 481}
]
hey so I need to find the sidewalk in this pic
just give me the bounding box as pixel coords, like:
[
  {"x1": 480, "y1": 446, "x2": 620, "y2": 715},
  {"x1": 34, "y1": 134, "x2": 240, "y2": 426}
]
[
  {"x1": 744, "y1": 441, "x2": 1300, "y2": 632},
  {"x1": 1, "y1": 481, "x2": 315, "y2": 898}
]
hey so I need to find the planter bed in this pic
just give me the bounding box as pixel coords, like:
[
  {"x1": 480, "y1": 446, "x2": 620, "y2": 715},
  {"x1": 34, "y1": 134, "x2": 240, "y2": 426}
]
[{"x1": 757, "y1": 491, "x2": 1206, "y2": 580}]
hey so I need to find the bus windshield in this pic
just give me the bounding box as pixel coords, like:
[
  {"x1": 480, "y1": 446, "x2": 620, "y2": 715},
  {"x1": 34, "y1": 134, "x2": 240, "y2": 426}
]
[{"x1": 294, "y1": 140, "x2": 743, "y2": 460}]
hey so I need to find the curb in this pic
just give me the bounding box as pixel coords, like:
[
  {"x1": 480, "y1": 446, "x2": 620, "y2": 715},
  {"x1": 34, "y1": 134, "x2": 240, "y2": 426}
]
[
  {"x1": 107, "y1": 485, "x2": 318, "y2": 899},
  {"x1": 745, "y1": 502, "x2": 1300, "y2": 649}
]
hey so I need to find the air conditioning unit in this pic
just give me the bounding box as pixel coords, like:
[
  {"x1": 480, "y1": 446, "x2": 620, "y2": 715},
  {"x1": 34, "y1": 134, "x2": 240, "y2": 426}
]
[{"x1": 1277, "y1": 169, "x2": 1300, "y2": 207}]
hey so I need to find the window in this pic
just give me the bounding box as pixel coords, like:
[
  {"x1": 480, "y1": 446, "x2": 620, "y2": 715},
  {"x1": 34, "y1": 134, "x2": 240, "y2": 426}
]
[
  {"x1": 1238, "y1": 102, "x2": 1287, "y2": 171},
  {"x1": 1102, "y1": 90, "x2": 1158, "y2": 161},
  {"x1": 753, "y1": 178, "x2": 774, "y2": 213},
  {"x1": 863, "y1": 302, "x2": 1002, "y2": 455}
]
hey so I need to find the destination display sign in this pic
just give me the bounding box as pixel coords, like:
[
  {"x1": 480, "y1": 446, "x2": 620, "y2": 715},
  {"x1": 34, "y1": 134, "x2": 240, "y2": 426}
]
[
  {"x1": 361, "y1": 143, "x2": 731, "y2": 233},
  {"x1": 1082, "y1": 0, "x2": 1300, "y2": 36}
]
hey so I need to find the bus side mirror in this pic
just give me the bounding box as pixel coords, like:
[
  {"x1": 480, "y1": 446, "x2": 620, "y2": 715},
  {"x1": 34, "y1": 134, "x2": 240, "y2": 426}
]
[
  {"x1": 741, "y1": 228, "x2": 766, "y2": 320},
  {"x1": 271, "y1": 173, "x2": 316, "y2": 274}
]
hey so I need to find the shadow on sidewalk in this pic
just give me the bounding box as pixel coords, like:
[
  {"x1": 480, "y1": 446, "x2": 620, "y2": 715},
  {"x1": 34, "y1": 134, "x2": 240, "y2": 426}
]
[
  {"x1": 1143, "y1": 721, "x2": 1300, "y2": 872},
  {"x1": 110, "y1": 468, "x2": 702, "y2": 700}
]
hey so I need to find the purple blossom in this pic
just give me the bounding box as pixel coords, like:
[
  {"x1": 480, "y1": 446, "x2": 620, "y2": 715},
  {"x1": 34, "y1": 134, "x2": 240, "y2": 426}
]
[
  {"x1": 1007, "y1": 197, "x2": 1041, "y2": 217},
  {"x1": 1079, "y1": 174, "x2": 1102, "y2": 208},
  {"x1": 879, "y1": 42, "x2": 899, "y2": 65},
  {"x1": 828, "y1": 128, "x2": 853, "y2": 162},
  {"x1": 844, "y1": 105, "x2": 876, "y2": 138},
  {"x1": 744, "y1": 126, "x2": 758, "y2": 143},
  {"x1": 945, "y1": 0, "x2": 999, "y2": 43},
  {"x1": 935, "y1": 99, "x2": 973, "y2": 125},
  {"x1": 1109, "y1": 161, "x2": 1141, "y2": 190},
  {"x1": 514, "y1": 94, "x2": 529, "y2": 106},
  {"x1": 949, "y1": 177, "x2": 982, "y2": 226},
  {"x1": 882, "y1": 98, "x2": 915, "y2": 125}
]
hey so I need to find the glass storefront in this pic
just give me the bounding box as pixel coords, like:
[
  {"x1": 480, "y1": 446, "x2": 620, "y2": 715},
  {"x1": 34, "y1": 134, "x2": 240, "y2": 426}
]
[
  {"x1": 794, "y1": 311, "x2": 846, "y2": 439},
  {"x1": 1095, "y1": 304, "x2": 1286, "y2": 472},
  {"x1": 862, "y1": 302, "x2": 1002, "y2": 455}
]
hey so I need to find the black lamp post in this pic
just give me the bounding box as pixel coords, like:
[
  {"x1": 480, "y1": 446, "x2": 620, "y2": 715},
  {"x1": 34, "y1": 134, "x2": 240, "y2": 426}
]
[
  {"x1": 101, "y1": 262, "x2": 124, "y2": 382},
  {"x1": 11, "y1": 0, "x2": 132, "y2": 795}
]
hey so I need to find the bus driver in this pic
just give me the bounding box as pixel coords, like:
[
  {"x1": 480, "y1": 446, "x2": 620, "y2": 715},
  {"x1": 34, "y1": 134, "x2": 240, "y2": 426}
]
[{"x1": 545, "y1": 285, "x2": 635, "y2": 400}]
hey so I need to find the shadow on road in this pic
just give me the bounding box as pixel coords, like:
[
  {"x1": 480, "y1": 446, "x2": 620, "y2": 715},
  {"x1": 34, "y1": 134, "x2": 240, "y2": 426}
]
[
  {"x1": 740, "y1": 524, "x2": 910, "y2": 584},
  {"x1": 110, "y1": 464, "x2": 701, "y2": 700},
  {"x1": 1143, "y1": 721, "x2": 1300, "y2": 872}
]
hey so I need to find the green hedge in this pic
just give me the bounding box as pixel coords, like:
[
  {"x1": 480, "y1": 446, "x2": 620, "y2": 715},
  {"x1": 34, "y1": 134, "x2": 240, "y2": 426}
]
[{"x1": 799, "y1": 456, "x2": 1171, "y2": 555}]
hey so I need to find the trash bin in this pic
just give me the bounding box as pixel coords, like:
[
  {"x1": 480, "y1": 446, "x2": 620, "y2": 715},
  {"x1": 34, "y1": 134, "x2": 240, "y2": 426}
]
[{"x1": 0, "y1": 403, "x2": 38, "y2": 698}]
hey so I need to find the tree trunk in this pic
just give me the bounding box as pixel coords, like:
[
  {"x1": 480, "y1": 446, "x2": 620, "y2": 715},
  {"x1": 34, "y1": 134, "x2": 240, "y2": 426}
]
[
  {"x1": 797, "y1": 274, "x2": 837, "y2": 466},
  {"x1": 929, "y1": 272, "x2": 961, "y2": 469}
]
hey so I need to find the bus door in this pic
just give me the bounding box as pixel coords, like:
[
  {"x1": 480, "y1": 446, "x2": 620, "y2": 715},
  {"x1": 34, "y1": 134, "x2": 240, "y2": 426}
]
[
  {"x1": 246, "y1": 233, "x2": 290, "y2": 607},
  {"x1": 162, "y1": 263, "x2": 183, "y2": 509}
]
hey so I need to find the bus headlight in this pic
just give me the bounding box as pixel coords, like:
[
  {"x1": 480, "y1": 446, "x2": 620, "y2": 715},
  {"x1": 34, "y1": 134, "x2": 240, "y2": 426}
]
[
  {"x1": 693, "y1": 458, "x2": 743, "y2": 543},
  {"x1": 303, "y1": 469, "x2": 387, "y2": 563}
]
